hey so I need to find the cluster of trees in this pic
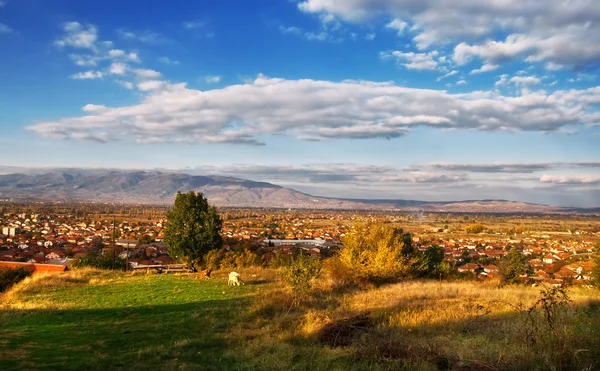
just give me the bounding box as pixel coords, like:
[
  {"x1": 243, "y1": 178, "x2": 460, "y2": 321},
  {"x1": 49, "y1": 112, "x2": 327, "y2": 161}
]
[{"x1": 465, "y1": 223, "x2": 486, "y2": 234}]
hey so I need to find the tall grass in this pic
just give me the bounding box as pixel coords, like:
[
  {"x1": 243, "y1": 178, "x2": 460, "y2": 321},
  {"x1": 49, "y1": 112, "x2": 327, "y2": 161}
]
[{"x1": 235, "y1": 276, "x2": 600, "y2": 370}]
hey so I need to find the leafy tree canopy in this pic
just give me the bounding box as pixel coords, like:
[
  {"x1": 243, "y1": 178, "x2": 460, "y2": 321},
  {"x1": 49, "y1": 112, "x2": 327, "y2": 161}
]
[
  {"x1": 500, "y1": 248, "x2": 530, "y2": 282},
  {"x1": 164, "y1": 191, "x2": 223, "y2": 263},
  {"x1": 338, "y1": 224, "x2": 415, "y2": 283},
  {"x1": 423, "y1": 245, "x2": 445, "y2": 272}
]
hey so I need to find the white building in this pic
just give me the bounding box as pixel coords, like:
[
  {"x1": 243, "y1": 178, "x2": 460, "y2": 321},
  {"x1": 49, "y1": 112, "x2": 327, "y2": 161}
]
[{"x1": 1, "y1": 227, "x2": 19, "y2": 236}]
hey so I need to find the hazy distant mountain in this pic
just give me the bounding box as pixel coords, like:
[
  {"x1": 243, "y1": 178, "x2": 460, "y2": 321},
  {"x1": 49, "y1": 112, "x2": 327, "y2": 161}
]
[
  {"x1": 0, "y1": 169, "x2": 584, "y2": 213},
  {"x1": 0, "y1": 170, "x2": 366, "y2": 209}
]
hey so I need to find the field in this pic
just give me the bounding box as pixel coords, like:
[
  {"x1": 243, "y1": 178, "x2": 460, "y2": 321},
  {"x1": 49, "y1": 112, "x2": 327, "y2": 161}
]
[
  {"x1": 2, "y1": 269, "x2": 600, "y2": 370},
  {"x1": 0, "y1": 269, "x2": 259, "y2": 370}
]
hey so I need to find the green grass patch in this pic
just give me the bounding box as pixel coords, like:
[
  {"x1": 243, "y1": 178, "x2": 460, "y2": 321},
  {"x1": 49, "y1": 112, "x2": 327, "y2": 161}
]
[{"x1": 1, "y1": 272, "x2": 256, "y2": 370}]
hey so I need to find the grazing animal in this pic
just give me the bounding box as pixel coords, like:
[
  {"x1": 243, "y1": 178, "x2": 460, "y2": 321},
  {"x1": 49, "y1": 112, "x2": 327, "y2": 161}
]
[
  {"x1": 197, "y1": 268, "x2": 212, "y2": 279},
  {"x1": 228, "y1": 271, "x2": 243, "y2": 286}
]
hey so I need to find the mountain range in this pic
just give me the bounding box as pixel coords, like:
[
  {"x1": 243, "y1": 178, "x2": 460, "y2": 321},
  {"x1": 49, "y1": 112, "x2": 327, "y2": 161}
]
[{"x1": 0, "y1": 169, "x2": 595, "y2": 213}]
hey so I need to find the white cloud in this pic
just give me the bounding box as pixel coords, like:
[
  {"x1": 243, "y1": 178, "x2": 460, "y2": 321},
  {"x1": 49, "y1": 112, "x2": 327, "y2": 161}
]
[
  {"x1": 106, "y1": 49, "x2": 139, "y2": 63},
  {"x1": 279, "y1": 25, "x2": 302, "y2": 35},
  {"x1": 127, "y1": 52, "x2": 140, "y2": 62},
  {"x1": 137, "y1": 80, "x2": 164, "y2": 91},
  {"x1": 205, "y1": 75, "x2": 221, "y2": 84},
  {"x1": 545, "y1": 62, "x2": 563, "y2": 71},
  {"x1": 279, "y1": 24, "x2": 337, "y2": 42},
  {"x1": 569, "y1": 73, "x2": 596, "y2": 83},
  {"x1": 383, "y1": 50, "x2": 442, "y2": 70},
  {"x1": 424, "y1": 162, "x2": 600, "y2": 174},
  {"x1": 540, "y1": 175, "x2": 600, "y2": 185},
  {"x1": 108, "y1": 49, "x2": 125, "y2": 58},
  {"x1": 55, "y1": 22, "x2": 98, "y2": 49},
  {"x1": 456, "y1": 80, "x2": 467, "y2": 85},
  {"x1": 109, "y1": 62, "x2": 128, "y2": 75},
  {"x1": 158, "y1": 57, "x2": 180, "y2": 65},
  {"x1": 365, "y1": 33, "x2": 376, "y2": 41},
  {"x1": 496, "y1": 74, "x2": 541, "y2": 88},
  {"x1": 510, "y1": 76, "x2": 541, "y2": 86},
  {"x1": 117, "y1": 80, "x2": 134, "y2": 90},
  {"x1": 495, "y1": 74, "x2": 509, "y2": 87},
  {"x1": 118, "y1": 29, "x2": 168, "y2": 44},
  {"x1": 82, "y1": 104, "x2": 108, "y2": 112},
  {"x1": 386, "y1": 19, "x2": 407, "y2": 36},
  {"x1": 436, "y1": 70, "x2": 458, "y2": 82},
  {"x1": 469, "y1": 63, "x2": 499, "y2": 74},
  {"x1": 305, "y1": 31, "x2": 330, "y2": 41},
  {"x1": 0, "y1": 22, "x2": 13, "y2": 34},
  {"x1": 299, "y1": 0, "x2": 600, "y2": 68},
  {"x1": 133, "y1": 69, "x2": 161, "y2": 79},
  {"x1": 26, "y1": 75, "x2": 600, "y2": 145},
  {"x1": 183, "y1": 20, "x2": 205, "y2": 30},
  {"x1": 71, "y1": 71, "x2": 103, "y2": 80}
]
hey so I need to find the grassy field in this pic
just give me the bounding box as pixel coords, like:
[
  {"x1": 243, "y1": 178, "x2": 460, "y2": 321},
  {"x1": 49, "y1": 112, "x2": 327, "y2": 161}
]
[
  {"x1": 0, "y1": 269, "x2": 261, "y2": 371},
  {"x1": 2, "y1": 269, "x2": 600, "y2": 370}
]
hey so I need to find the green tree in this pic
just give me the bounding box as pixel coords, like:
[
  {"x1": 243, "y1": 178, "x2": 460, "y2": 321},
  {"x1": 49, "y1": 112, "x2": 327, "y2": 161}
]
[
  {"x1": 500, "y1": 248, "x2": 530, "y2": 282},
  {"x1": 163, "y1": 191, "x2": 223, "y2": 263},
  {"x1": 423, "y1": 244, "x2": 445, "y2": 273}
]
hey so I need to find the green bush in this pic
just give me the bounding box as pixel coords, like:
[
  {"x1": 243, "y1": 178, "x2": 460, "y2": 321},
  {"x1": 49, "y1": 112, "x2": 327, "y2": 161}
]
[
  {"x1": 267, "y1": 249, "x2": 294, "y2": 268},
  {"x1": 280, "y1": 253, "x2": 321, "y2": 294},
  {"x1": 203, "y1": 249, "x2": 224, "y2": 270},
  {"x1": 515, "y1": 286, "x2": 595, "y2": 369},
  {"x1": 205, "y1": 248, "x2": 260, "y2": 270},
  {"x1": 333, "y1": 224, "x2": 417, "y2": 285},
  {"x1": 0, "y1": 267, "x2": 32, "y2": 293},
  {"x1": 72, "y1": 253, "x2": 125, "y2": 270}
]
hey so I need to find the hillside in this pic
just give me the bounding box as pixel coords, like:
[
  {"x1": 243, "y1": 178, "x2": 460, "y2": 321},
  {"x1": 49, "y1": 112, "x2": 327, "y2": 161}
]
[
  {"x1": 0, "y1": 169, "x2": 576, "y2": 212},
  {"x1": 1, "y1": 269, "x2": 600, "y2": 370}
]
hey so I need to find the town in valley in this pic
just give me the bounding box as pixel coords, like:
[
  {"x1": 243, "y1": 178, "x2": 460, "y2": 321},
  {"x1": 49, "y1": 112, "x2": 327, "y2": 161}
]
[{"x1": 2, "y1": 202, "x2": 598, "y2": 286}]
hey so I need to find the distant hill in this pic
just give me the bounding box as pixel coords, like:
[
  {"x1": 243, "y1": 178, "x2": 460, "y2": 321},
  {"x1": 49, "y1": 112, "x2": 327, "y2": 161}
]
[
  {"x1": 0, "y1": 170, "x2": 365, "y2": 209},
  {"x1": 0, "y1": 169, "x2": 586, "y2": 213}
]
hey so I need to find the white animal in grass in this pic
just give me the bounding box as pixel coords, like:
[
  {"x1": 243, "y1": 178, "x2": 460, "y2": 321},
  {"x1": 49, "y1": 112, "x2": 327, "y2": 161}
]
[{"x1": 228, "y1": 271, "x2": 244, "y2": 286}]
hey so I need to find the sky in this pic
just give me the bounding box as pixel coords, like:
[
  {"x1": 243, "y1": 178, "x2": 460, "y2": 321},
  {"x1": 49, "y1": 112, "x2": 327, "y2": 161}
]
[{"x1": 1, "y1": 0, "x2": 600, "y2": 207}]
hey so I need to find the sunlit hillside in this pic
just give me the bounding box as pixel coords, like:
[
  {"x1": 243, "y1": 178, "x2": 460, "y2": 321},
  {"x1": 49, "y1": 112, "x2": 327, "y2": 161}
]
[{"x1": 2, "y1": 269, "x2": 600, "y2": 371}]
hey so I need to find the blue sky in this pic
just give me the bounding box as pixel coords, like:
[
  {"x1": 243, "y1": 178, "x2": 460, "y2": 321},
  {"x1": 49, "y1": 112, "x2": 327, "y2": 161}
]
[{"x1": 1, "y1": 0, "x2": 600, "y2": 206}]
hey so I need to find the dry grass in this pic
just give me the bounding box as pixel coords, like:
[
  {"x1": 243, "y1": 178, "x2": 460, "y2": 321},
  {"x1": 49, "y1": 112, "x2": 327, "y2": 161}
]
[{"x1": 230, "y1": 277, "x2": 600, "y2": 370}]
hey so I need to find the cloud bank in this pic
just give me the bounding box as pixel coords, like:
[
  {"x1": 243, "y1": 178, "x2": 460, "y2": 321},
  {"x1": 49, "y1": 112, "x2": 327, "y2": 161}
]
[
  {"x1": 27, "y1": 75, "x2": 600, "y2": 144},
  {"x1": 298, "y1": 0, "x2": 600, "y2": 70}
]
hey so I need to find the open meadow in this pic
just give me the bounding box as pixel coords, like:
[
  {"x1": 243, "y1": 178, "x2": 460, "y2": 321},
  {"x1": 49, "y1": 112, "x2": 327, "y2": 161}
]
[{"x1": 2, "y1": 268, "x2": 600, "y2": 371}]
